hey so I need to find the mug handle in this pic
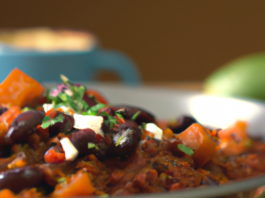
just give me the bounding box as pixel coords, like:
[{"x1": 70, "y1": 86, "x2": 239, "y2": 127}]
[{"x1": 88, "y1": 49, "x2": 141, "y2": 85}]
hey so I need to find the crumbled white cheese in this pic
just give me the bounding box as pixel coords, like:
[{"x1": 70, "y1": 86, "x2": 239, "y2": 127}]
[
  {"x1": 145, "y1": 123, "x2": 163, "y2": 140},
  {"x1": 43, "y1": 103, "x2": 53, "y2": 113},
  {"x1": 60, "y1": 138, "x2": 79, "y2": 161},
  {"x1": 73, "y1": 114, "x2": 104, "y2": 135}
]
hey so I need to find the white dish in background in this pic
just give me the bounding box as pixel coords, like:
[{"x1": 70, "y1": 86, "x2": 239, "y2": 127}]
[
  {"x1": 73, "y1": 83, "x2": 265, "y2": 137},
  {"x1": 44, "y1": 83, "x2": 265, "y2": 198}
]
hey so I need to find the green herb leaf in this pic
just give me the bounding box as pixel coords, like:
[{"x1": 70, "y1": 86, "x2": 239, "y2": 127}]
[
  {"x1": 73, "y1": 85, "x2": 86, "y2": 101},
  {"x1": 90, "y1": 103, "x2": 107, "y2": 112},
  {"x1": 100, "y1": 112, "x2": 117, "y2": 129},
  {"x1": 59, "y1": 75, "x2": 89, "y2": 113},
  {"x1": 177, "y1": 144, "x2": 194, "y2": 156},
  {"x1": 41, "y1": 114, "x2": 64, "y2": 129},
  {"x1": 84, "y1": 103, "x2": 107, "y2": 116},
  {"x1": 58, "y1": 93, "x2": 68, "y2": 102},
  {"x1": 49, "y1": 75, "x2": 92, "y2": 114},
  {"x1": 87, "y1": 111, "x2": 97, "y2": 116},
  {"x1": 43, "y1": 116, "x2": 51, "y2": 122},
  {"x1": 51, "y1": 114, "x2": 64, "y2": 125},
  {"x1": 45, "y1": 88, "x2": 51, "y2": 99},
  {"x1": 115, "y1": 136, "x2": 124, "y2": 146},
  {"x1": 138, "y1": 122, "x2": 146, "y2": 134},
  {"x1": 115, "y1": 129, "x2": 132, "y2": 146},
  {"x1": 88, "y1": 142, "x2": 96, "y2": 149},
  {"x1": 57, "y1": 177, "x2": 66, "y2": 183},
  {"x1": 131, "y1": 110, "x2": 141, "y2": 120},
  {"x1": 88, "y1": 142, "x2": 99, "y2": 150},
  {"x1": 21, "y1": 107, "x2": 34, "y2": 112},
  {"x1": 80, "y1": 100, "x2": 90, "y2": 111},
  {"x1": 115, "y1": 111, "x2": 124, "y2": 119}
]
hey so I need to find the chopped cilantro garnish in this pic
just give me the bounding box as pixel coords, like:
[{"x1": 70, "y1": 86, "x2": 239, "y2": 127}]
[
  {"x1": 177, "y1": 144, "x2": 194, "y2": 156},
  {"x1": 88, "y1": 142, "x2": 99, "y2": 150},
  {"x1": 86, "y1": 103, "x2": 107, "y2": 115},
  {"x1": 116, "y1": 136, "x2": 125, "y2": 146},
  {"x1": 42, "y1": 116, "x2": 51, "y2": 122},
  {"x1": 100, "y1": 112, "x2": 117, "y2": 129},
  {"x1": 131, "y1": 110, "x2": 141, "y2": 120},
  {"x1": 115, "y1": 129, "x2": 132, "y2": 146},
  {"x1": 58, "y1": 93, "x2": 68, "y2": 102},
  {"x1": 90, "y1": 103, "x2": 107, "y2": 112},
  {"x1": 41, "y1": 114, "x2": 64, "y2": 129},
  {"x1": 45, "y1": 88, "x2": 52, "y2": 103},
  {"x1": 115, "y1": 111, "x2": 124, "y2": 119},
  {"x1": 21, "y1": 107, "x2": 34, "y2": 112},
  {"x1": 48, "y1": 75, "x2": 88, "y2": 113},
  {"x1": 79, "y1": 100, "x2": 90, "y2": 111},
  {"x1": 73, "y1": 85, "x2": 86, "y2": 100},
  {"x1": 48, "y1": 75, "x2": 110, "y2": 115},
  {"x1": 88, "y1": 142, "x2": 96, "y2": 149},
  {"x1": 138, "y1": 123, "x2": 146, "y2": 134},
  {"x1": 57, "y1": 177, "x2": 66, "y2": 183}
]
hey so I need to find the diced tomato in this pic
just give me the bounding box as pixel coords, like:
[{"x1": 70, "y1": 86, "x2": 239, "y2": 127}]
[
  {"x1": 142, "y1": 130, "x2": 155, "y2": 140},
  {"x1": 56, "y1": 107, "x2": 75, "y2": 116},
  {"x1": 36, "y1": 124, "x2": 50, "y2": 142},
  {"x1": 45, "y1": 108, "x2": 58, "y2": 119},
  {"x1": 85, "y1": 89, "x2": 108, "y2": 104},
  {"x1": 45, "y1": 147, "x2": 65, "y2": 164},
  {"x1": 115, "y1": 115, "x2": 125, "y2": 124}
]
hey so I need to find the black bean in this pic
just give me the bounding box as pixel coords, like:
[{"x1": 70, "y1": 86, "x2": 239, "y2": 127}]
[
  {"x1": 49, "y1": 113, "x2": 74, "y2": 137},
  {"x1": 0, "y1": 165, "x2": 44, "y2": 193},
  {"x1": 5, "y1": 111, "x2": 45, "y2": 144},
  {"x1": 0, "y1": 106, "x2": 7, "y2": 116},
  {"x1": 170, "y1": 115, "x2": 197, "y2": 134},
  {"x1": 107, "y1": 120, "x2": 142, "y2": 157},
  {"x1": 112, "y1": 105, "x2": 156, "y2": 125},
  {"x1": 68, "y1": 129, "x2": 96, "y2": 155}
]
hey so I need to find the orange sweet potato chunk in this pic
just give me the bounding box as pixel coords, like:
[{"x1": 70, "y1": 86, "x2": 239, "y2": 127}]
[
  {"x1": 0, "y1": 106, "x2": 21, "y2": 142},
  {"x1": 218, "y1": 121, "x2": 247, "y2": 141},
  {"x1": 51, "y1": 171, "x2": 95, "y2": 197},
  {"x1": 0, "y1": 189, "x2": 16, "y2": 198},
  {"x1": 0, "y1": 68, "x2": 45, "y2": 107},
  {"x1": 177, "y1": 123, "x2": 217, "y2": 168}
]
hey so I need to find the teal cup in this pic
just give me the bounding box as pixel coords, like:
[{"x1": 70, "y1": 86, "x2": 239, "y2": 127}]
[{"x1": 0, "y1": 41, "x2": 141, "y2": 85}]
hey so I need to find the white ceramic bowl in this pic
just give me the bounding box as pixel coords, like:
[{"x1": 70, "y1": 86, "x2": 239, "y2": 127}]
[{"x1": 45, "y1": 83, "x2": 265, "y2": 198}]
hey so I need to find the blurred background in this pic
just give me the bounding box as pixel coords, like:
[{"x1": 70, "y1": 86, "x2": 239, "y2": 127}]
[{"x1": 0, "y1": 0, "x2": 265, "y2": 84}]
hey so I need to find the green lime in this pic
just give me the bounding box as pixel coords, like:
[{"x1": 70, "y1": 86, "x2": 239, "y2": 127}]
[{"x1": 204, "y1": 52, "x2": 265, "y2": 100}]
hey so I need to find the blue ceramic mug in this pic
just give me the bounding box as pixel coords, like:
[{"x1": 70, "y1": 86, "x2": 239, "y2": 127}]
[{"x1": 0, "y1": 41, "x2": 141, "y2": 85}]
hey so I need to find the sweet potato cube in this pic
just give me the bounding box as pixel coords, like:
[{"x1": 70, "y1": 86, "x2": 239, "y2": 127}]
[
  {"x1": 51, "y1": 171, "x2": 95, "y2": 197},
  {"x1": 177, "y1": 123, "x2": 217, "y2": 168},
  {"x1": 0, "y1": 68, "x2": 45, "y2": 107}
]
